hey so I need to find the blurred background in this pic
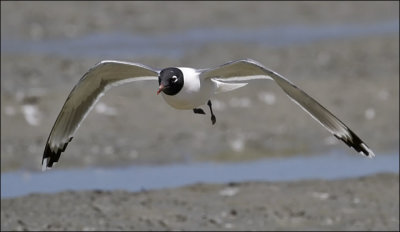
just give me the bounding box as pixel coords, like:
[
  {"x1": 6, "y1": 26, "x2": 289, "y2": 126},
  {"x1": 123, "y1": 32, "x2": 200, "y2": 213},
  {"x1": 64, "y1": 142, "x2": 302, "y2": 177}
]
[
  {"x1": 1, "y1": 1, "x2": 399, "y2": 191},
  {"x1": 1, "y1": 2, "x2": 399, "y2": 230}
]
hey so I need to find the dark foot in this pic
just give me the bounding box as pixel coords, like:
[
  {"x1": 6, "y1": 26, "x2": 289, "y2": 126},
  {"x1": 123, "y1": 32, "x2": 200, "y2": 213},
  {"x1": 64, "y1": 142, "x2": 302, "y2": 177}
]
[
  {"x1": 207, "y1": 100, "x2": 216, "y2": 125},
  {"x1": 211, "y1": 115, "x2": 216, "y2": 125},
  {"x1": 193, "y1": 108, "x2": 206, "y2": 115}
]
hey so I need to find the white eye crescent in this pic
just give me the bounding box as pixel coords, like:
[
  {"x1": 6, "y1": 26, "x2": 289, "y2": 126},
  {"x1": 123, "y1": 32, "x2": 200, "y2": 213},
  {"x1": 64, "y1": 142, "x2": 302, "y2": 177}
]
[{"x1": 172, "y1": 75, "x2": 178, "y2": 82}]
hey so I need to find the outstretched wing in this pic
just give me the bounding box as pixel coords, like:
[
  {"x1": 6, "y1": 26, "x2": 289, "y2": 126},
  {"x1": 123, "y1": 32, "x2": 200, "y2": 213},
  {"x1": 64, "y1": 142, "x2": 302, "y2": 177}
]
[
  {"x1": 200, "y1": 59, "x2": 375, "y2": 158},
  {"x1": 42, "y1": 60, "x2": 159, "y2": 170}
]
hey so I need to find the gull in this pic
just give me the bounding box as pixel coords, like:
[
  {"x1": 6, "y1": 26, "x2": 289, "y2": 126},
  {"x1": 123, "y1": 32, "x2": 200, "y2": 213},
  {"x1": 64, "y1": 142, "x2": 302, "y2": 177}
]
[{"x1": 42, "y1": 59, "x2": 375, "y2": 170}]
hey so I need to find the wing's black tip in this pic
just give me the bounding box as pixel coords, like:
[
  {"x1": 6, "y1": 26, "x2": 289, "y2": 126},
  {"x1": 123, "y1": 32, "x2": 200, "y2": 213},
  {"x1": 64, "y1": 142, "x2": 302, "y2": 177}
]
[
  {"x1": 335, "y1": 130, "x2": 375, "y2": 158},
  {"x1": 42, "y1": 137, "x2": 73, "y2": 169}
]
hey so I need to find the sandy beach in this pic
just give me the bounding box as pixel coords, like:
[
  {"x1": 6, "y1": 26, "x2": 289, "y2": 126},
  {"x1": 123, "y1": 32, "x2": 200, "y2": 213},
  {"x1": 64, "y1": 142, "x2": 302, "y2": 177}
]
[{"x1": 2, "y1": 174, "x2": 399, "y2": 231}]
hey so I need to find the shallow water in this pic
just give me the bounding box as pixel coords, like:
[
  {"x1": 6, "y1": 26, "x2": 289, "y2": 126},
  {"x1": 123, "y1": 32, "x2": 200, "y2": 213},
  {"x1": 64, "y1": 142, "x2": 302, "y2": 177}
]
[
  {"x1": 1, "y1": 151, "x2": 398, "y2": 199},
  {"x1": 1, "y1": 20, "x2": 397, "y2": 59}
]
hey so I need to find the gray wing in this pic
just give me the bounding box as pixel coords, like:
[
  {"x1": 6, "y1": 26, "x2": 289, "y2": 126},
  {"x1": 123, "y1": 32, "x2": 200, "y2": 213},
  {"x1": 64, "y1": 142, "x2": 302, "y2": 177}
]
[
  {"x1": 42, "y1": 60, "x2": 159, "y2": 170},
  {"x1": 200, "y1": 59, "x2": 375, "y2": 158}
]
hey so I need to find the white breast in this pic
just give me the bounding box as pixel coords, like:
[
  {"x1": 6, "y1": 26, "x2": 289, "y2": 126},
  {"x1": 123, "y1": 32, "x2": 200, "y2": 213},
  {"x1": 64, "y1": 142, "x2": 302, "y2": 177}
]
[{"x1": 161, "y1": 67, "x2": 216, "y2": 109}]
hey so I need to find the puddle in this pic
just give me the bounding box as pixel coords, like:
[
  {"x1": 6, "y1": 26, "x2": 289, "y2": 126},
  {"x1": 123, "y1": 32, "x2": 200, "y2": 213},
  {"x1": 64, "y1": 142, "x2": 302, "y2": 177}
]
[
  {"x1": 1, "y1": 20, "x2": 398, "y2": 59},
  {"x1": 1, "y1": 151, "x2": 398, "y2": 199}
]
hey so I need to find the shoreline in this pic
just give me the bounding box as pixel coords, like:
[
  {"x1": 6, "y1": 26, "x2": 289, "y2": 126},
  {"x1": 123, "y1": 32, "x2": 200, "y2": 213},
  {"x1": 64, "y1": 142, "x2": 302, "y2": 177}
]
[{"x1": 2, "y1": 173, "x2": 398, "y2": 231}]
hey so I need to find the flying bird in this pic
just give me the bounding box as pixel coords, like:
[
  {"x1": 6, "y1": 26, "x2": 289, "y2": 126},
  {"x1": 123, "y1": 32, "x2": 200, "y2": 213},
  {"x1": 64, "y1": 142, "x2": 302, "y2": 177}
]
[{"x1": 42, "y1": 59, "x2": 375, "y2": 171}]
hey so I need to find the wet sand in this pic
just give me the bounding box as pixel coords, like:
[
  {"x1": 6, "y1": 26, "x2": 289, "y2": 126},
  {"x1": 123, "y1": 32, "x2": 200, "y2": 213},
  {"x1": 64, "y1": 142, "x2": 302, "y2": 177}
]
[
  {"x1": 2, "y1": 173, "x2": 399, "y2": 231},
  {"x1": 1, "y1": 1, "x2": 399, "y2": 231}
]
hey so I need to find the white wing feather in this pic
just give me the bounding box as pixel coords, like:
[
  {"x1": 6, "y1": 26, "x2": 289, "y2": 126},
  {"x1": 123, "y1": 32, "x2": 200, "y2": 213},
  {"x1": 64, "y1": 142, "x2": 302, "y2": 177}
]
[
  {"x1": 200, "y1": 59, "x2": 375, "y2": 158},
  {"x1": 42, "y1": 60, "x2": 159, "y2": 169}
]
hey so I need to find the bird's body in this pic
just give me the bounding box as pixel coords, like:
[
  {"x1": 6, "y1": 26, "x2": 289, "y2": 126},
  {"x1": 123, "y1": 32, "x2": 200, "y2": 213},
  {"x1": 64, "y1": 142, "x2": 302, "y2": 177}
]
[
  {"x1": 42, "y1": 59, "x2": 375, "y2": 170},
  {"x1": 161, "y1": 67, "x2": 247, "y2": 109},
  {"x1": 161, "y1": 67, "x2": 211, "y2": 109}
]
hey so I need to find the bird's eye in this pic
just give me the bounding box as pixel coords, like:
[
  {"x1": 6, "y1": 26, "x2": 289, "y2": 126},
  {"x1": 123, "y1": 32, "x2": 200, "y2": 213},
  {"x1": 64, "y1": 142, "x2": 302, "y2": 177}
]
[{"x1": 171, "y1": 75, "x2": 178, "y2": 83}]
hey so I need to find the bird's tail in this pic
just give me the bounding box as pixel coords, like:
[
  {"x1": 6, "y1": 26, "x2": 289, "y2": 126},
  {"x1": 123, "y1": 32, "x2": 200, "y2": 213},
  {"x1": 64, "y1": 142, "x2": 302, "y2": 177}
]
[{"x1": 212, "y1": 79, "x2": 248, "y2": 94}]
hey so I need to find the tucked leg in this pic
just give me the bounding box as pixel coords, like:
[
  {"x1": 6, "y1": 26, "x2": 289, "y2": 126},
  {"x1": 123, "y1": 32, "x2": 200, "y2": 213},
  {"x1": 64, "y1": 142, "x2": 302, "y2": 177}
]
[
  {"x1": 207, "y1": 100, "x2": 216, "y2": 125},
  {"x1": 193, "y1": 108, "x2": 206, "y2": 115}
]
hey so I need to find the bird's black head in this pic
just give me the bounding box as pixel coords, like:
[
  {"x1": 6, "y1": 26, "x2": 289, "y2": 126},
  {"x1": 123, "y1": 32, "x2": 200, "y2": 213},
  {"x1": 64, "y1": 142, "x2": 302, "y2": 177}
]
[{"x1": 157, "y1": 67, "x2": 184, "y2": 96}]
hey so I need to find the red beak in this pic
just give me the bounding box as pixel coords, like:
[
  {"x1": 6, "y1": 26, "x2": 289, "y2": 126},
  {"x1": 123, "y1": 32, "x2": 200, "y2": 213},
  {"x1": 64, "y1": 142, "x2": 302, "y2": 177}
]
[{"x1": 157, "y1": 85, "x2": 165, "y2": 95}]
